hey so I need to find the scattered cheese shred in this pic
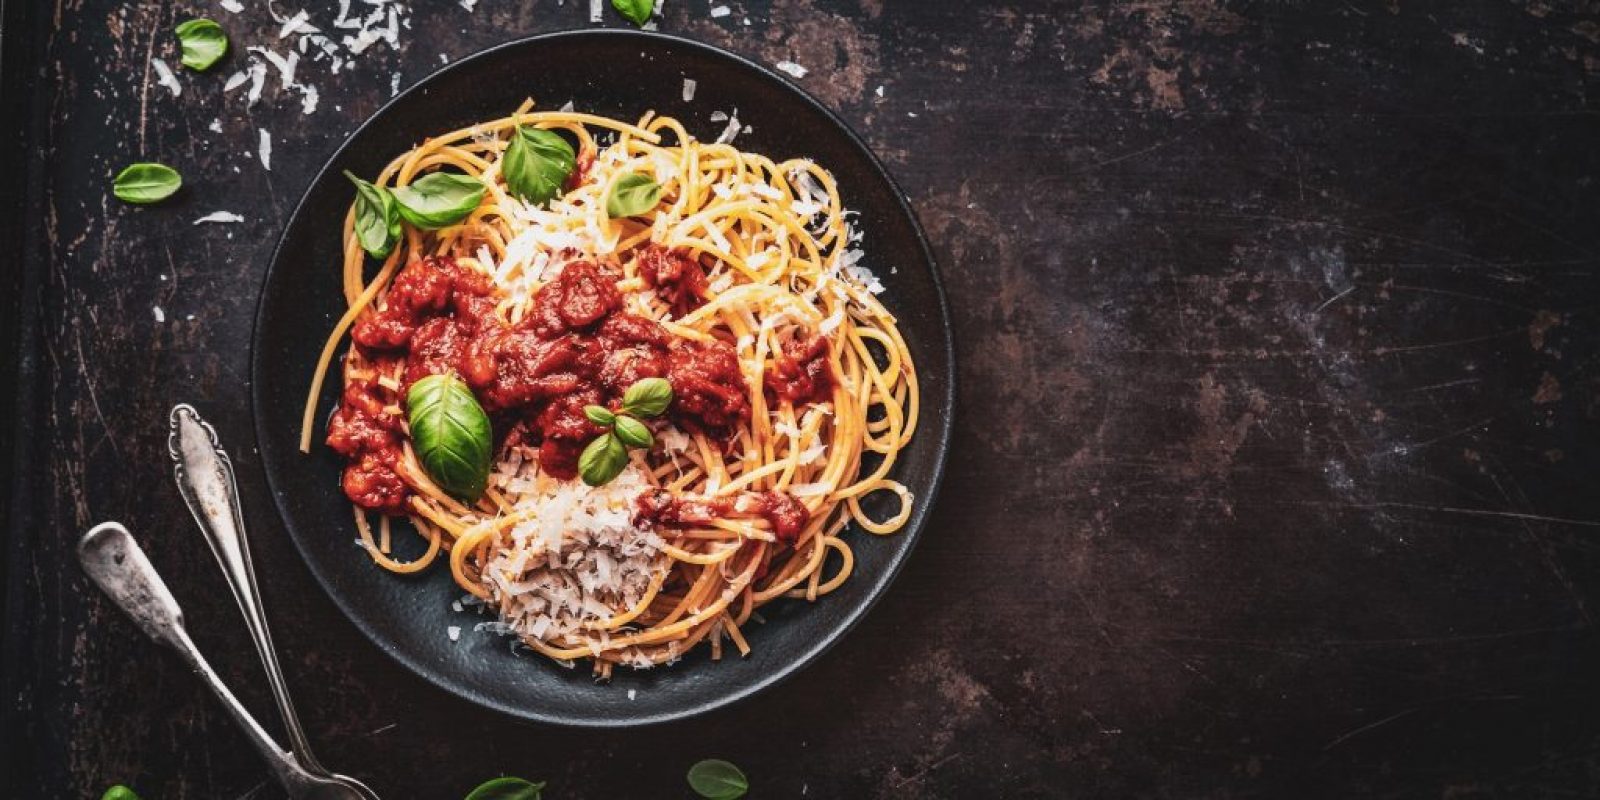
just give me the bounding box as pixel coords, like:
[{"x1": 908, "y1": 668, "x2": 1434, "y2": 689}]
[
  {"x1": 709, "y1": 5, "x2": 730, "y2": 17},
  {"x1": 220, "y1": 0, "x2": 244, "y2": 12},
  {"x1": 775, "y1": 60, "x2": 808, "y2": 79},
  {"x1": 682, "y1": 78, "x2": 697, "y2": 102},
  {"x1": 151, "y1": 57, "x2": 181, "y2": 97},
  {"x1": 193, "y1": 211, "x2": 245, "y2": 225},
  {"x1": 257, "y1": 128, "x2": 273, "y2": 170}
]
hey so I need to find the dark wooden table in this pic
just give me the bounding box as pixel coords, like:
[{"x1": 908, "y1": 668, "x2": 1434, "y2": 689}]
[{"x1": 6, "y1": 1, "x2": 1600, "y2": 797}]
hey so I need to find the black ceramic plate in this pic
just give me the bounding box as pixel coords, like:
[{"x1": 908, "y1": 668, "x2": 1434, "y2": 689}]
[{"x1": 252, "y1": 29, "x2": 953, "y2": 726}]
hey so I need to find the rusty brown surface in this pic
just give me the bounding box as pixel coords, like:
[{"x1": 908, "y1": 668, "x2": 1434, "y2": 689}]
[{"x1": 5, "y1": 1, "x2": 1600, "y2": 797}]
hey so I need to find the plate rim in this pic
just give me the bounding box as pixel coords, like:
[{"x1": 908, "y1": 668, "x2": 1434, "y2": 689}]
[{"x1": 249, "y1": 27, "x2": 956, "y2": 727}]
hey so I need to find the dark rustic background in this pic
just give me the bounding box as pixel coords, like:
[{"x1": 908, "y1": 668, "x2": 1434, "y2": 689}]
[{"x1": 5, "y1": 1, "x2": 1600, "y2": 797}]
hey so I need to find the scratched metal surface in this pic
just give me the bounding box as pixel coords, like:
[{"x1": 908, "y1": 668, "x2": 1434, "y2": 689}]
[{"x1": 4, "y1": 1, "x2": 1599, "y2": 798}]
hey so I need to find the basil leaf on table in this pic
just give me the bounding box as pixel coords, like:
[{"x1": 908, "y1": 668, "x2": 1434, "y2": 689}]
[
  {"x1": 463, "y1": 776, "x2": 545, "y2": 800},
  {"x1": 174, "y1": 18, "x2": 228, "y2": 71},
  {"x1": 502, "y1": 125, "x2": 575, "y2": 206},
  {"x1": 612, "y1": 414, "x2": 654, "y2": 449},
  {"x1": 687, "y1": 759, "x2": 749, "y2": 800},
  {"x1": 344, "y1": 171, "x2": 401, "y2": 259},
  {"x1": 391, "y1": 172, "x2": 486, "y2": 229},
  {"x1": 606, "y1": 172, "x2": 663, "y2": 218},
  {"x1": 113, "y1": 163, "x2": 182, "y2": 204},
  {"x1": 578, "y1": 432, "x2": 629, "y2": 487},
  {"x1": 406, "y1": 374, "x2": 492, "y2": 501},
  {"x1": 622, "y1": 376, "x2": 673, "y2": 418},
  {"x1": 100, "y1": 786, "x2": 142, "y2": 800},
  {"x1": 611, "y1": 0, "x2": 654, "y2": 26}
]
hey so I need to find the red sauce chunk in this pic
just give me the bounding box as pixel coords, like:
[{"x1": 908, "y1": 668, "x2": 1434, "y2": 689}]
[
  {"x1": 637, "y1": 490, "x2": 810, "y2": 544},
  {"x1": 325, "y1": 380, "x2": 409, "y2": 514},
  {"x1": 765, "y1": 335, "x2": 834, "y2": 406},
  {"x1": 328, "y1": 252, "x2": 760, "y2": 504},
  {"x1": 637, "y1": 243, "x2": 710, "y2": 317}
]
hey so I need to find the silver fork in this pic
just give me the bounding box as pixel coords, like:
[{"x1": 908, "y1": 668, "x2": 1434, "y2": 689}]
[
  {"x1": 165, "y1": 404, "x2": 380, "y2": 799},
  {"x1": 79, "y1": 522, "x2": 375, "y2": 800}
]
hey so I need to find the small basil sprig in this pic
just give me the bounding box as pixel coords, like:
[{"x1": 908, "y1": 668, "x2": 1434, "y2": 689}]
[
  {"x1": 464, "y1": 776, "x2": 544, "y2": 800},
  {"x1": 578, "y1": 432, "x2": 629, "y2": 487},
  {"x1": 174, "y1": 19, "x2": 228, "y2": 71},
  {"x1": 612, "y1": 0, "x2": 654, "y2": 26},
  {"x1": 407, "y1": 374, "x2": 492, "y2": 501},
  {"x1": 502, "y1": 125, "x2": 575, "y2": 206},
  {"x1": 392, "y1": 172, "x2": 486, "y2": 229},
  {"x1": 578, "y1": 377, "x2": 674, "y2": 486},
  {"x1": 623, "y1": 376, "x2": 673, "y2": 417},
  {"x1": 606, "y1": 172, "x2": 663, "y2": 218},
  {"x1": 345, "y1": 171, "x2": 401, "y2": 259},
  {"x1": 101, "y1": 786, "x2": 142, "y2": 800},
  {"x1": 113, "y1": 162, "x2": 182, "y2": 204},
  {"x1": 687, "y1": 759, "x2": 748, "y2": 800}
]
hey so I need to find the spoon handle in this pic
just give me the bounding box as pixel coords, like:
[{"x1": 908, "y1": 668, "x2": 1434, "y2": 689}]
[
  {"x1": 77, "y1": 523, "x2": 315, "y2": 793},
  {"x1": 167, "y1": 404, "x2": 325, "y2": 774}
]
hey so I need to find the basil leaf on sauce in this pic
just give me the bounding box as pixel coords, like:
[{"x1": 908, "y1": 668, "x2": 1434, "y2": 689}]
[
  {"x1": 174, "y1": 19, "x2": 228, "y2": 71},
  {"x1": 391, "y1": 172, "x2": 486, "y2": 229},
  {"x1": 344, "y1": 171, "x2": 400, "y2": 260},
  {"x1": 464, "y1": 776, "x2": 544, "y2": 800},
  {"x1": 100, "y1": 786, "x2": 142, "y2": 800},
  {"x1": 612, "y1": 414, "x2": 654, "y2": 449},
  {"x1": 502, "y1": 125, "x2": 575, "y2": 206},
  {"x1": 605, "y1": 172, "x2": 662, "y2": 218},
  {"x1": 611, "y1": 0, "x2": 654, "y2": 26},
  {"x1": 113, "y1": 162, "x2": 182, "y2": 204},
  {"x1": 584, "y1": 404, "x2": 616, "y2": 426},
  {"x1": 578, "y1": 432, "x2": 629, "y2": 487},
  {"x1": 687, "y1": 759, "x2": 748, "y2": 800},
  {"x1": 622, "y1": 377, "x2": 673, "y2": 418},
  {"x1": 406, "y1": 374, "x2": 492, "y2": 501}
]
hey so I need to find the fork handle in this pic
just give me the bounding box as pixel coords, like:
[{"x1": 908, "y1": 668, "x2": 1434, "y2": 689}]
[
  {"x1": 168, "y1": 404, "x2": 326, "y2": 774},
  {"x1": 77, "y1": 523, "x2": 324, "y2": 795}
]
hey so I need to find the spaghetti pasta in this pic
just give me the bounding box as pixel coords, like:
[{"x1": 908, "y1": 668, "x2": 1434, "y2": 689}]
[{"x1": 302, "y1": 102, "x2": 918, "y2": 673}]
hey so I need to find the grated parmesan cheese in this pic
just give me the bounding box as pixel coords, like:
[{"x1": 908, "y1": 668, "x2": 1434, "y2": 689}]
[
  {"x1": 151, "y1": 58, "x2": 181, "y2": 97},
  {"x1": 257, "y1": 128, "x2": 272, "y2": 170},
  {"x1": 447, "y1": 625, "x2": 461, "y2": 642},
  {"x1": 709, "y1": 5, "x2": 730, "y2": 17},
  {"x1": 682, "y1": 78, "x2": 697, "y2": 102},
  {"x1": 480, "y1": 460, "x2": 666, "y2": 649},
  {"x1": 775, "y1": 60, "x2": 808, "y2": 79},
  {"x1": 714, "y1": 108, "x2": 742, "y2": 144},
  {"x1": 193, "y1": 211, "x2": 244, "y2": 225},
  {"x1": 152, "y1": 306, "x2": 165, "y2": 323},
  {"x1": 220, "y1": 0, "x2": 243, "y2": 12}
]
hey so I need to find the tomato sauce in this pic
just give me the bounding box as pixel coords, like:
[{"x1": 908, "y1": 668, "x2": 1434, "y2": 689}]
[
  {"x1": 765, "y1": 335, "x2": 834, "y2": 406},
  {"x1": 328, "y1": 253, "x2": 757, "y2": 508},
  {"x1": 635, "y1": 490, "x2": 810, "y2": 544},
  {"x1": 637, "y1": 243, "x2": 710, "y2": 318}
]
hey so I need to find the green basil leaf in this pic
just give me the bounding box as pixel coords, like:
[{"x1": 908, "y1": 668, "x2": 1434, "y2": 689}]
[
  {"x1": 611, "y1": 0, "x2": 654, "y2": 26},
  {"x1": 464, "y1": 776, "x2": 545, "y2": 800},
  {"x1": 687, "y1": 759, "x2": 748, "y2": 800},
  {"x1": 605, "y1": 172, "x2": 663, "y2": 218},
  {"x1": 175, "y1": 18, "x2": 228, "y2": 71},
  {"x1": 584, "y1": 404, "x2": 616, "y2": 427},
  {"x1": 392, "y1": 172, "x2": 486, "y2": 229},
  {"x1": 345, "y1": 171, "x2": 401, "y2": 260},
  {"x1": 612, "y1": 415, "x2": 653, "y2": 449},
  {"x1": 578, "y1": 433, "x2": 629, "y2": 487},
  {"x1": 502, "y1": 126, "x2": 575, "y2": 206},
  {"x1": 406, "y1": 374, "x2": 492, "y2": 501},
  {"x1": 621, "y1": 377, "x2": 673, "y2": 418},
  {"x1": 100, "y1": 786, "x2": 142, "y2": 800},
  {"x1": 113, "y1": 162, "x2": 182, "y2": 204}
]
